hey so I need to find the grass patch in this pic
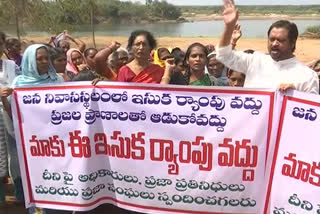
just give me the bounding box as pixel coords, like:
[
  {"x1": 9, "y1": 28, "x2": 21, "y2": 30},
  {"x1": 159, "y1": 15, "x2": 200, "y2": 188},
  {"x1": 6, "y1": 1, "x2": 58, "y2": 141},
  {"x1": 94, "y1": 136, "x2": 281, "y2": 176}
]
[{"x1": 302, "y1": 25, "x2": 320, "y2": 38}]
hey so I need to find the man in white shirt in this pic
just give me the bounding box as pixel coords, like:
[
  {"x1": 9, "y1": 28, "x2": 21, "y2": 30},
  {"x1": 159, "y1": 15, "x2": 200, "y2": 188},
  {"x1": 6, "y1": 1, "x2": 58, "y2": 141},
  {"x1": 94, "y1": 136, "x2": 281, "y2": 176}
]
[{"x1": 216, "y1": 0, "x2": 319, "y2": 94}]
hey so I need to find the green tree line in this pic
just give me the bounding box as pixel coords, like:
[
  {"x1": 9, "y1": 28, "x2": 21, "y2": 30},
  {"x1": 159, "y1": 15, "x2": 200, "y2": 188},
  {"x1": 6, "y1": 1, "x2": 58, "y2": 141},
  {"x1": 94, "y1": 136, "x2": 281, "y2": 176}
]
[{"x1": 0, "y1": 0, "x2": 182, "y2": 37}]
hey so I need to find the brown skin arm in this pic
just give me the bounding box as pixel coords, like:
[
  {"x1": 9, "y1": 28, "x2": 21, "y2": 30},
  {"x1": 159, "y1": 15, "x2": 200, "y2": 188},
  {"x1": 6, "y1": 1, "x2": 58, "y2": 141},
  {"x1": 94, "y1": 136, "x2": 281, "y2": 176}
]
[
  {"x1": 48, "y1": 34, "x2": 56, "y2": 46},
  {"x1": 94, "y1": 42, "x2": 121, "y2": 78},
  {"x1": 91, "y1": 74, "x2": 110, "y2": 86},
  {"x1": 231, "y1": 23, "x2": 242, "y2": 49},
  {"x1": 160, "y1": 58, "x2": 176, "y2": 84},
  {"x1": 0, "y1": 87, "x2": 13, "y2": 118},
  {"x1": 65, "y1": 33, "x2": 86, "y2": 53},
  {"x1": 219, "y1": 0, "x2": 239, "y2": 48}
]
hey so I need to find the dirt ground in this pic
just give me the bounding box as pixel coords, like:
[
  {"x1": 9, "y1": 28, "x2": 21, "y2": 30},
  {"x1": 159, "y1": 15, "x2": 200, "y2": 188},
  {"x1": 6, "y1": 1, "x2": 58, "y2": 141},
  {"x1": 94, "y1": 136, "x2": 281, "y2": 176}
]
[
  {"x1": 21, "y1": 36, "x2": 320, "y2": 64},
  {"x1": 0, "y1": 182, "x2": 27, "y2": 214}
]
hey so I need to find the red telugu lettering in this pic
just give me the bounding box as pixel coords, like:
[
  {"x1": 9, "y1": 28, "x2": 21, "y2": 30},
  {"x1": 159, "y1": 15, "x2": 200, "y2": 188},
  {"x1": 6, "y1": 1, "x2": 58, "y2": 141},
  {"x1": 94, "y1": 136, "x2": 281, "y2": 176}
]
[
  {"x1": 68, "y1": 130, "x2": 91, "y2": 158},
  {"x1": 29, "y1": 135, "x2": 65, "y2": 157}
]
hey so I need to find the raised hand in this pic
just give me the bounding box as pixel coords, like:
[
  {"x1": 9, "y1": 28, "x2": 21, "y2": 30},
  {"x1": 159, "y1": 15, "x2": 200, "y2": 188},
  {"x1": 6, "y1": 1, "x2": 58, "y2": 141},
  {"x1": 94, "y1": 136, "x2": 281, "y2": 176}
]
[
  {"x1": 63, "y1": 30, "x2": 69, "y2": 36},
  {"x1": 64, "y1": 30, "x2": 72, "y2": 39},
  {"x1": 0, "y1": 87, "x2": 13, "y2": 98},
  {"x1": 165, "y1": 57, "x2": 176, "y2": 73},
  {"x1": 161, "y1": 57, "x2": 176, "y2": 84},
  {"x1": 222, "y1": 0, "x2": 239, "y2": 27},
  {"x1": 110, "y1": 41, "x2": 121, "y2": 52},
  {"x1": 206, "y1": 44, "x2": 215, "y2": 53},
  {"x1": 231, "y1": 23, "x2": 242, "y2": 43}
]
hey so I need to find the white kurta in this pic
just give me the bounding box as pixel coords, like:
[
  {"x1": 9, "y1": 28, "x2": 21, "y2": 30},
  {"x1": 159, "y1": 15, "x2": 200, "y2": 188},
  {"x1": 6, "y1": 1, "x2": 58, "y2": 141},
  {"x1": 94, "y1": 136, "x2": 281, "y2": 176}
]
[
  {"x1": 216, "y1": 45, "x2": 319, "y2": 94},
  {"x1": 0, "y1": 59, "x2": 20, "y2": 178}
]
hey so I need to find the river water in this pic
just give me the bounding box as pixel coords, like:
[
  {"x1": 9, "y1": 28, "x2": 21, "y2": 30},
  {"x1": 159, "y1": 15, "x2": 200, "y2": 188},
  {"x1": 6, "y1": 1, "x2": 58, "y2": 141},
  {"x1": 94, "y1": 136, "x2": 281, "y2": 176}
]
[{"x1": 3, "y1": 19, "x2": 320, "y2": 38}]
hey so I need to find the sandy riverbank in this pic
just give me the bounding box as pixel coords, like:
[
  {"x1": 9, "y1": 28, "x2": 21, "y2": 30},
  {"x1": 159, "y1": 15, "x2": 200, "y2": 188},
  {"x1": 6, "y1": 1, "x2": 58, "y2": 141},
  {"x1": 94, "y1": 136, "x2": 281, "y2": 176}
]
[{"x1": 20, "y1": 36, "x2": 320, "y2": 64}]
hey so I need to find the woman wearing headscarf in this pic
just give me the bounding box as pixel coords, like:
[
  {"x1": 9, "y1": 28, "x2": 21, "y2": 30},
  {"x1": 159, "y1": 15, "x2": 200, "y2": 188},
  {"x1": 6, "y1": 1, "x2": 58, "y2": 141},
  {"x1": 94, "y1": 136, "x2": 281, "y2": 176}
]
[
  {"x1": 13, "y1": 45, "x2": 63, "y2": 87},
  {"x1": 1, "y1": 44, "x2": 64, "y2": 214},
  {"x1": 67, "y1": 48, "x2": 106, "y2": 83},
  {"x1": 153, "y1": 47, "x2": 171, "y2": 68},
  {"x1": 207, "y1": 51, "x2": 229, "y2": 86},
  {"x1": 66, "y1": 48, "x2": 89, "y2": 80}
]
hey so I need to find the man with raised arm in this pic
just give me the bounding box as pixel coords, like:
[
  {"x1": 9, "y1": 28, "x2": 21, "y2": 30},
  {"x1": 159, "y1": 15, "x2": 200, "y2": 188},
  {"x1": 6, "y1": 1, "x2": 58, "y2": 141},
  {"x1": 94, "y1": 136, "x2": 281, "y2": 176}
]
[{"x1": 216, "y1": 0, "x2": 319, "y2": 94}]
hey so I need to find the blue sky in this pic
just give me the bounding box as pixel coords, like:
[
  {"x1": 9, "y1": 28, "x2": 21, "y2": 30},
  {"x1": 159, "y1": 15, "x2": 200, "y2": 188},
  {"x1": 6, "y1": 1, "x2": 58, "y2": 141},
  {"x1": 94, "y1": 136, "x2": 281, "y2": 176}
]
[{"x1": 126, "y1": 0, "x2": 320, "y2": 5}]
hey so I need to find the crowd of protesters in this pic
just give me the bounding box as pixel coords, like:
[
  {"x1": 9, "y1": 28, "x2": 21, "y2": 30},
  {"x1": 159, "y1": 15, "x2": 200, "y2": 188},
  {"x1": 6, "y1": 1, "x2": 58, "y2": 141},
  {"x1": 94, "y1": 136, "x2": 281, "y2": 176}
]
[{"x1": 0, "y1": 1, "x2": 319, "y2": 213}]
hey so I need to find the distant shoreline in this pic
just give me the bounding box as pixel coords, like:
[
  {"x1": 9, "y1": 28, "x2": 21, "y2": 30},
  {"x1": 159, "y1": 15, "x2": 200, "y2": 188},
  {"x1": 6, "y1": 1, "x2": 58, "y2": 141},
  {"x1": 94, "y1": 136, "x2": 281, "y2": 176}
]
[
  {"x1": 20, "y1": 36, "x2": 319, "y2": 63},
  {"x1": 182, "y1": 14, "x2": 320, "y2": 22}
]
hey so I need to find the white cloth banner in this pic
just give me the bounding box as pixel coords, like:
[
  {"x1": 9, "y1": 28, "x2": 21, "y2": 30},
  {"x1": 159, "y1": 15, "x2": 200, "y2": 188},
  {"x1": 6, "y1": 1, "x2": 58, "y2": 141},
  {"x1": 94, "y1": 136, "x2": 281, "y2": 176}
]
[
  {"x1": 265, "y1": 90, "x2": 320, "y2": 214},
  {"x1": 12, "y1": 82, "x2": 276, "y2": 213}
]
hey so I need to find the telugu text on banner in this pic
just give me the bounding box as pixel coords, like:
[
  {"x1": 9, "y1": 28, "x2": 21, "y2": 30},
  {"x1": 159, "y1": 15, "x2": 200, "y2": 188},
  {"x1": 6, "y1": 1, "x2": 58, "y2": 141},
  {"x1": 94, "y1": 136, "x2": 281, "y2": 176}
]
[
  {"x1": 12, "y1": 83, "x2": 276, "y2": 213},
  {"x1": 265, "y1": 91, "x2": 320, "y2": 214}
]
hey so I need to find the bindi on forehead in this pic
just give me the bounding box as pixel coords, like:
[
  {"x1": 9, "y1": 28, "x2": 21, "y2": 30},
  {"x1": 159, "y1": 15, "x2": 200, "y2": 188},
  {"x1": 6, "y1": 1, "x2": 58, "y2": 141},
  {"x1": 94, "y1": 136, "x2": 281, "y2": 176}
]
[{"x1": 133, "y1": 36, "x2": 150, "y2": 47}]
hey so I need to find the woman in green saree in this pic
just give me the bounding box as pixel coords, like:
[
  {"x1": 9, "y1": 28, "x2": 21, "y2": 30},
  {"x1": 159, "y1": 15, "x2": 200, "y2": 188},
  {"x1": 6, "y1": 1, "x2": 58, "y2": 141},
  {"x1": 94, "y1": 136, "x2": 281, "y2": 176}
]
[{"x1": 161, "y1": 42, "x2": 211, "y2": 86}]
